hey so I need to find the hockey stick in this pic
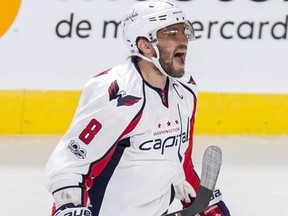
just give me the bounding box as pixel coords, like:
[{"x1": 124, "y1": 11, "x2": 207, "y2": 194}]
[{"x1": 163, "y1": 145, "x2": 222, "y2": 216}]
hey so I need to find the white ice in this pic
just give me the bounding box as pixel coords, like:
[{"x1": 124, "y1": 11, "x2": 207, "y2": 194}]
[{"x1": 0, "y1": 135, "x2": 287, "y2": 215}]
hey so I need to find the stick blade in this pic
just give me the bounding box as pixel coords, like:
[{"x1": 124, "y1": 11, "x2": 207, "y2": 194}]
[{"x1": 200, "y1": 145, "x2": 222, "y2": 190}]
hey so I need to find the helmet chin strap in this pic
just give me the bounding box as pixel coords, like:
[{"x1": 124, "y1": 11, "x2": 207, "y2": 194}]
[
  {"x1": 150, "y1": 45, "x2": 170, "y2": 77},
  {"x1": 133, "y1": 45, "x2": 170, "y2": 77}
]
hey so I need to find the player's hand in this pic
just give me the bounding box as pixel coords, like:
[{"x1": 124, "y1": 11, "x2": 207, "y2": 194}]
[
  {"x1": 174, "y1": 180, "x2": 196, "y2": 203},
  {"x1": 200, "y1": 189, "x2": 231, "y2": 216},
  {"x1": 200, "y1": 200, "x2": 230, "y2": 216},
  {"x1": 53, "y1": 203, "x2": 92, "y2": 216}
]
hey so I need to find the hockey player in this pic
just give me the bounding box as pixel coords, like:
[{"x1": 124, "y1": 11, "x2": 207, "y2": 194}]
[{"x1": 45, "y1": 1, "x2": 230, "y2": 215}]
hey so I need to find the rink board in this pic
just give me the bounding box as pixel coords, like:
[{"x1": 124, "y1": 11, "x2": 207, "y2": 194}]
[{"x1": 1, "y1": 90, "x2": 287, "y2": 134}]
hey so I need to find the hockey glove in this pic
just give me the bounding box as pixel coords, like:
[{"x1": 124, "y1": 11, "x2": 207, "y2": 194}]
[
  {"x1": 53, "y1": 203, "x2": 92, "y2": 216},
  {"x1": 200, "y1": 189, "x2": 231, "y2": 216},
  {"x1": 174, "y1": 180, "x2": 196, "y2": 203},
  {"x1": 52, "y1": 187, "x2": 91, "y2": 216}
]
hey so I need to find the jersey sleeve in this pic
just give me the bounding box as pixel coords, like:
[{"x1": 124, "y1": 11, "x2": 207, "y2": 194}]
[
  {"x1": 178, "y1": 73, "x2": 201, "y2": 192},
  {"x1": 45, "y1": 68, "x2": 144, "y2": 193}
]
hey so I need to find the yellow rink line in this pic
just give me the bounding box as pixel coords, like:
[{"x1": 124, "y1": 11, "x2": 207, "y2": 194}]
[{"x1": 0, "y1": 90, "x2": 287, "y2": 134}]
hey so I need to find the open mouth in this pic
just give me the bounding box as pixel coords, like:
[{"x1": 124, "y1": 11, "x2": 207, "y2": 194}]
[{"x1": 174, "y1": 51, "x2": 186, "y2": 66}]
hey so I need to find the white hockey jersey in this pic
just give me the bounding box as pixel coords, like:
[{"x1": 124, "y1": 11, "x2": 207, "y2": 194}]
[{"x1": 45, "y1": 60, "x2": 198, "y2": 216}]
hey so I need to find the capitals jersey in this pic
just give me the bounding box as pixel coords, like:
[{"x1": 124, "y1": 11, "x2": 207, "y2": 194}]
[{"x1": 45, "y1": 60, "x2": 199, "y2": 216}]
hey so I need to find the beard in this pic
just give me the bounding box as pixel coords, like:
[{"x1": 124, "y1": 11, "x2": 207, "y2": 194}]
[{"x1": 157, "y1": 45, "x2": 187, "y2": 78}]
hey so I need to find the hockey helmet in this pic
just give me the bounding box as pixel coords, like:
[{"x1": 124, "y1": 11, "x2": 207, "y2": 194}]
[{"x1": 121, "y1": 0, "x2": 195, "y2": 55}]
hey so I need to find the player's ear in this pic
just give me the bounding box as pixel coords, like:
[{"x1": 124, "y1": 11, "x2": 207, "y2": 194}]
[{"x1": 137, "y1": 38, "x2": 153, "y2": 56}]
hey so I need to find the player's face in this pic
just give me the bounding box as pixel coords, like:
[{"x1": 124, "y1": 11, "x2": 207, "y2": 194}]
[{"x1": 156, "y1": 23, "x2": 189, "y2": 78}]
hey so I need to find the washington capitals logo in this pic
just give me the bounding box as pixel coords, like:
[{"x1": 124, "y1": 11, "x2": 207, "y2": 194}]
[
  {"x1": 123, "y1": 9, "x2": 139, "y2": 23},
  {"x1": 108, "y1": 80, "x2": 141, "y2": 106}
]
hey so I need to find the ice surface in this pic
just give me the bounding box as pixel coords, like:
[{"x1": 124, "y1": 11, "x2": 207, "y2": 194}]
[{"x1": 0, "y1": 135, "x2": 287, "y2": 215}]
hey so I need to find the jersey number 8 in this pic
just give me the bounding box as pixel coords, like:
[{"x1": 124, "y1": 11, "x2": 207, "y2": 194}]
[{"x1": 79, "y1": 119, "x2": 102, "y2": 144}]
